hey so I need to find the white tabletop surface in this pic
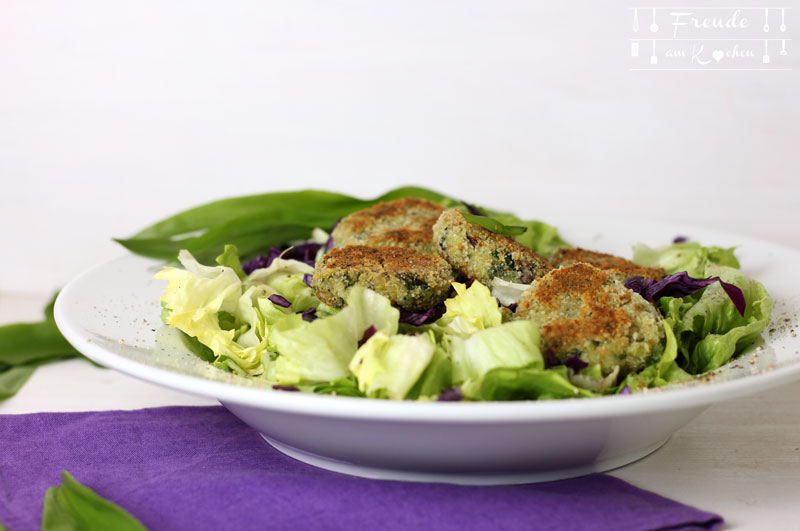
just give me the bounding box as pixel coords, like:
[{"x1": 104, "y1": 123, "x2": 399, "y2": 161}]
[{"x1": 2, "y1": 287, "x2": 800, "y2": 530}]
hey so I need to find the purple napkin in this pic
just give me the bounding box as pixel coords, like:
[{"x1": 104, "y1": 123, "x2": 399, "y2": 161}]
[{"x1": 0, "y1": 406, "x2": 722, "y2": 531}]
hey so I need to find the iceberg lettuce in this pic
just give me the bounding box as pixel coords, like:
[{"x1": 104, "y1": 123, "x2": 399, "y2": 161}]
[
  {"x1": 434, "y1": 281, "x2": 502, "y2": 337},
  {"x1": 660, "y1": 263, "x2": 772, "y2": 373},
  {"x1": 633, "y1": 242, "x2": 740, "y2": 277},
  {"x1": 267, "y1": 286, "x2": 400, "y2": 385},
  {"x1": 155, "y1": 250, "x2": 266, "y2": 374},
  {"x1": 349, "y1": 331, "x2": 435, "y2": 400},
  {"x1": 617, "y1": 319, "x2": 691, "y2": 391},
  {"x1": 633, "y1": 242, "x2": 772, "y2": 374},
  {"x1": 465, "y1": 365, "x2": 595, "y2": 401},
  {"x1": 449, "y1": 320, "x2": 542, "y2": 385}
]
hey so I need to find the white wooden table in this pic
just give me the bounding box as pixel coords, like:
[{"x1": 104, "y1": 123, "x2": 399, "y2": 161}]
[{"x1": 2, "y1": 290, "x2": 799, "y2": 530}]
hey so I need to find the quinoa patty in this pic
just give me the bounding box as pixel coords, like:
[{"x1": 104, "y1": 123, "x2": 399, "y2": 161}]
[
  {"x1": 516, "y1": 263, "x2": 665, "y2": 376},
  {"x1": 432, "y1": 209, "x2": 551, "y2": 284},
  {"x1": 331, "y1": 197, "x2": 444, "y2": 255},
  {"x1": 550, "y1": 248, "x2": 666, "y2": 280},
  {"x1": 312, "y1": 245, "x2": 452, "y2": 311}
]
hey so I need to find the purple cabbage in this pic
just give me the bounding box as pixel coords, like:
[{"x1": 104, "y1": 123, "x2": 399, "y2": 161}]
[
  {"x1": 281, "y1": 243, "x2": 323, "y2": 267},
  {"x1": 673, "y1": 235, "x2": 689, "y2": 244},
  {"x1": 619, "y1": 385, "x2": 632, "y2": 395},
  {"x1": 399, "y1": 303, "x2": 446, "y2": 326},
  {"x1": 242, "y1": 248, "x2": 282, "y2": 274},
  {"x1": 298, "y1": 307, "x2": 317, "y2": 322},
  {"x1": 324, "y1": 219, "x2": 340, "y2": 252},
  {"x1": 242, "y1": 243, "x2": 322, "y2": 275},
  {"x1": 436, "y1": 387, "x2": 464, "y2": 402},
  {"x1": 563, "y1": 356, "x2": 588, "y2": 372},
  {"x1": 462, "y1": 201, "x2": 486, "y2": 216},
  {"x1": 272, "y1": 385, "x2": 300, "y2": 392},
  {"x1": 268, "y1": 294, "x2": 291, "y2": 308},
  {"x1": 545, "y1": 349, "x2": 588, "y2": 372},
  {"x1": 303, "y1": 273, "x2": 313, "y2": 287},
  {"x1": 358, "y1": 325, "x2": 377, "y2": 348},
  {"x1": 625, "y1": 271, "x2": 745, "y2": 317},
  {"x1": 507, "y1": 303, "x2": 518, "y2": 312}
]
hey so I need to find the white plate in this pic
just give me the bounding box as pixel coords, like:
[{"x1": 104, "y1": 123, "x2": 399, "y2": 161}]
[{"x1": 54, "y1": 218, "x2": 800, "y2": 485}]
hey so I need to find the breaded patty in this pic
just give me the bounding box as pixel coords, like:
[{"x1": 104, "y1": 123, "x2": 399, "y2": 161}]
[
  {"x1": 549, "y1": 248, "x2": 666, "y2": 280},
  {"x1": 432, "y1": 209, "x2": 551, "y2": 284},
  {"x1": 312, "y1": 245, "x2": 452, "y2": 311},
  {"x1": 331, "y1": 197, "x2": 444, "y2": 255},
  {"x1": 516, "y1": 263, "x2": 665, "y2": 376}
]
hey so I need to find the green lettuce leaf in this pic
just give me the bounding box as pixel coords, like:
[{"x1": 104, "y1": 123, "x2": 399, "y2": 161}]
[
  {"x1": 465, "y1": 364, "x2": 595, "y2": 401},
  {"x1": 633, "y1": 242, "x2": 740, "y2": 277},
  {"x1": 267, "y1": 286, "x2": 399, "y2": 384},
  {"x1": 405, "y1": 341, "x2": 452, "y2": 400},
  {"x1": 661, "y1": 263, "x2": 772, "y2": 373},
  {"x1": 312, "y1": 376, "x2": 365, "y2": 397},
  {"x1": 215, "y1": 244, "x2": 246, "y2": 279},
  {"x1": 155, "y1": 250, "x2": 268, "y2": 374},
  {"x1": 349, "y1": 331, "x2": 436, "y2": 400},
  {"x1": 42, "y1": 470, "x2": 147, "y2": 531},
  {"x1": 434, "y1": 281, "x2": 502, "y2": 337},
  {"x1": 449, "y1": 319, "x2": 542, "y2": 385},
  {"x1": 618, "y1": 319, "x2": 691, "y2": 391}
]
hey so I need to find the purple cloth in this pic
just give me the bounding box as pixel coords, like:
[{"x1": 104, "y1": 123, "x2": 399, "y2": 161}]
[{"x1": 0, "y1": 406, "x2": 723, "y2": 531}]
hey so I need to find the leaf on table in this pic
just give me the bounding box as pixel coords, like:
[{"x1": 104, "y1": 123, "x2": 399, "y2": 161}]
[
  {"x1": 0, "y1": 292, "x2": 81, "y2": 367},
  {"x1": 42, "y1": 471, "x2": 148, "y2": 531},
  {"x1": 0, "y1": 365, "x2": 37, "y2": 399}
]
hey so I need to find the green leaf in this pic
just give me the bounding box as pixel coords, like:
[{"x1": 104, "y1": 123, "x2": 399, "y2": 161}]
[
  {"x1": 312, "y1": 376, "x2": 365, "y2": 397},
  {"x1": 267, "y1": 286, "x2": 399, "y2": 385},
  {"x1": 115, "y1": 186, "x2": 566, "y2": 261},
  {"x1": 115, "y1": 186, "x2": 458, "y2": 262},
  {"x1": 461, "y1": 213, "x2": 527, "y2": 236},
  {"x1": 0, "y1": 320, "x2": 80, "y2": 367},
  {"x1": 0, "y1": 365, "x2": 36, "y2": 399},
  {"x1": 177, "y1": 330, "x2": 216, "y2": 363},
  {"x1": 661, "y1": 264, "x2": 772, "y2": 374},
  {"x1": 406, "y1": 342, "x2": 452, "y2": 400},
  {"x1": 481, "y1": 211, "x2": 569, "y2": 256},
  {"x1": 449, "y1": 320, "x2": 542, "y2": 385},
  {"x1": 0, "y1": 292, "x2": 81, "y2": 367},
  {"x1": 466, "y1": 364, "x2": 595, "y2": 401},
  {"x1": 215, "y1": 244, "x2": 246, "y2": 280},
  {"x1": 42, "y1": 470, "x2": 147, "y2": 531},
  {"x1": 617, "y1": 319, "x2": 692, "y2": 392},
  {"x1": 633, "y1": 242, "x2": 740, "y2": 277},
  {"x1": 349, "y1": 331, "x2": 435, "y2": 400}
]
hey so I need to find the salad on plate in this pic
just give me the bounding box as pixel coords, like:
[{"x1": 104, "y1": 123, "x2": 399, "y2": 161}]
[{"x1": 138, "y1": 187, "x2": 772, "y2": 402}]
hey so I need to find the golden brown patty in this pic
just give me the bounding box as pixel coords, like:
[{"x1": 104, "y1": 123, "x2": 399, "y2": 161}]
[
  {"x1": 516, "y1": 263, "x2": 665, "y2": 376},
  {"x1": 432, "y1": 209, "x2": 551, "y2": 284},
  {"x1": 312, "y1": 245, "x2": 453, "y2": 311},
  {"x1": 549, "y1": 248, "x2": 666, "y2": 280},
  {"x1": 331, "y1": 197, "x2": 445, "y2": 255}
]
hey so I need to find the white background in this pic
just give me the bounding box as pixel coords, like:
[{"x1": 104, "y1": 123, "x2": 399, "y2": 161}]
[{"x1": 1, "y1": 0, "x2": 798, "y2": 296}]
